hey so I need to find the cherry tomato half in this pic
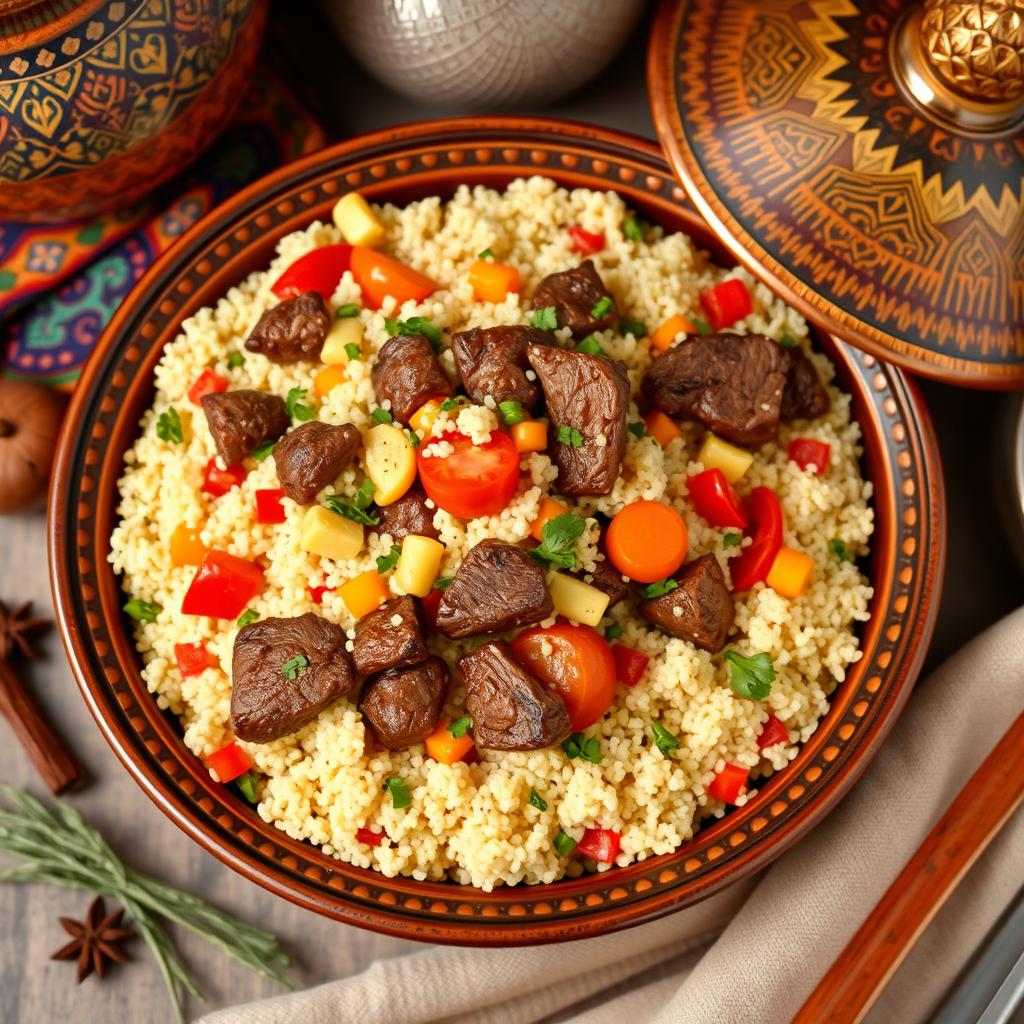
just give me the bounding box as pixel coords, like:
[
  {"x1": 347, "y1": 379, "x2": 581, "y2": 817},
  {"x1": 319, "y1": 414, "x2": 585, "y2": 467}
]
[
  {"x1": 730, "y1": 487, "x2": 783, "y2": 592},
  {"x1": 511, "y1": 623, "x2": 616, "y2": 732},
  {"x1": 417, "y1": 431, "x2": 519, "y2": 520}
]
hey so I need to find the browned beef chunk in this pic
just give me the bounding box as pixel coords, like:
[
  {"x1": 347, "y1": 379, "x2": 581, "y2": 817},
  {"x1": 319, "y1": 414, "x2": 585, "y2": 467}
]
[
  {"x1": 352, "y1": 595, "x2": 429, "y2": 677},
  {"x1": 371, "y1": 333, "x2": 454, "y2": 424},
  {"x1": 245, "y1": 292, "x2": 331, "y2": 365},
  {"x1": 230, "y1": 613, "x2": 357, "y2": 743},
  {"x1": 436, "y1": 539, "x2": 552, "y2": 639},
  {"x1": 375, "y1": 485, "x2": 439, "y2": 541},
  {"x1": 201, "y1": 389, "x2": 289, "y2": 467},
  {"x1": 359, "y1": 655, "x2": 449, "y2": 750},
  {"x1": 461, "y1": 641, "x2": 571, "y2": 751},
  {"x1": 573, "y1": 555, "x2": 630, "y2": 609},
  {"x1": 527, "y1": 344, "x2": 629, "y2": 496},
  {"x1": 530, "y1": 260, "x2": 614, "y2": 338},
  {"x1": 451, "y1": 325, "x2": 552, "y2": 409},
  {"x1": 641, "y1": 333, "x2": 788, "y2": 447},
  {"x1": 273, "y1": 421, "x2": 361, "y2": 504},
  {"x1": 781, "y1": 347, "x2": 830, "y2": 421},
  {"x1": 639, "y1": 554, "x2": 733, "y2": 653}
]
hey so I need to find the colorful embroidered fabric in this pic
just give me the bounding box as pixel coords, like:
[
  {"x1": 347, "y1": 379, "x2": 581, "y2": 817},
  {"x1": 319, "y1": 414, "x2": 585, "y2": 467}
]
[{"x1": 1, "y1": 63, "x2": 326, "y2": 389}]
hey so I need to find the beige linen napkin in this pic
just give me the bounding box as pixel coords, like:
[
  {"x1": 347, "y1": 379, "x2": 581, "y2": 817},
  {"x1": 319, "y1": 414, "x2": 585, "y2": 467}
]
[{"x1": 202, "y1": 608, "x2": 1024, "y2": 1024}]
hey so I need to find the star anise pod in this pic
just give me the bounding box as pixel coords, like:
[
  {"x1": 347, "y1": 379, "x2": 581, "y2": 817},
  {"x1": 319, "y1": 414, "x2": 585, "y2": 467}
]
[
  {"x1": 0, "y1": 599, "x2": 49, "y2": 661},
  {"x1": 50, "y1": 896, "x2": 135, "y2": 983}
]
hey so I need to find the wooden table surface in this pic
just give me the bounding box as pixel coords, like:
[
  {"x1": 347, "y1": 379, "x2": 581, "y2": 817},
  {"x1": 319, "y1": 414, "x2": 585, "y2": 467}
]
[{"x1": 2, "y1": 6, "x2": 1022, "y2": 1022}]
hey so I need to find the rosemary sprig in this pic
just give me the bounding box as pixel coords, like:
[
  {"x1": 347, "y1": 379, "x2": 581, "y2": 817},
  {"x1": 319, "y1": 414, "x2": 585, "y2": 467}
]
[{"x1": 0, "y1": 788, "x2": 292, "y2": 1020}]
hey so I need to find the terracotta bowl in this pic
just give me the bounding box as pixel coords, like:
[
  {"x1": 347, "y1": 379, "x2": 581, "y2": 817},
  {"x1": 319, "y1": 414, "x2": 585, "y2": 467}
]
[{"x1": 49, "y1": 117, "x2": 945, "y2": 944}]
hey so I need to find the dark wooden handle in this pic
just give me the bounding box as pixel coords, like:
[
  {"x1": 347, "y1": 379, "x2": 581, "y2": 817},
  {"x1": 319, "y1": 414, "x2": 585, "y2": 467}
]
[
  {"x1": 0, "y1": 659, "x2": 85, "y2": 794},
  {"x1": 793, "y1": 709, "x2": 1024, "y2": 1024}
]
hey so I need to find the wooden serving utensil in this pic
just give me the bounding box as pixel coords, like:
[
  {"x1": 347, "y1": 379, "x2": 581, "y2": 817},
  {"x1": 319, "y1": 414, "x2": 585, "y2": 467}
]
[
  {"x1": 0, "y1": 599, "x2": 84, "y2": 794},
  {"x1": 793, "y1": 709, "x2": 1024, "y2": 1024}
]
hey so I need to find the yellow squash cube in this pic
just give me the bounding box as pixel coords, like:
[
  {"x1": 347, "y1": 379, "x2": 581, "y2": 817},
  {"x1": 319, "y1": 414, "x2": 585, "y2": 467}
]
[
  {"x1": 548, "y1": 572, "x2": 610, "y2": 627},
  {"x1": 332, "y1": 192, "x2": 384, "y2": 246},
  {"x1": 394, "y1": 534, "x2": 444, "y2": 596},
  {"x1": 408, "y1": 399, "x2": 442, "y2": 437},
  {"x1": 698, "y1": 433, "x2": 753, "y2": 483},
  {"x1": 363, "y1": 424, "x2": 416, "y2": 506},
  {"x1": 320, "y1": 316, "x2": 364, "y2": 365},
  {"x1": 299, "y1": 506, "x2": 363, "y2": 562}
]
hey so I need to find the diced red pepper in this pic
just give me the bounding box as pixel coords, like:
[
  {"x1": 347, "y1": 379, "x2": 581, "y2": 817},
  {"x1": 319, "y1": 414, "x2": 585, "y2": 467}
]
[
  {"x1": 730, "y1": 487, "x2": 784, "y2": 592},
  {"x1": 201, "y1": 457, "x2": 247, "y2": 498},
  {"x1": 308, "y1": 583, "x2": 334, "y2": 605},
  {"x1": 421, "y1": 587, "x2": 442, "y2": 628},
  {"x1": 788, "y1": 438, "x2": 831, "y2": 475},
  {"x1": 182, "y1": 550, "x2": 265, "y2": 620},
  {"x1": 688, "y1": 468, "x2": 748, "y2": 529},
  {"x1": 567, "y1": 225, "x2": 606, "y2": 255},
  {"x1": 271, "y1": 243, "x2": 353, "y2": 301},
  {"x1": 757, "y1": 714, "x2": 790, "y2": 750},
  {"x1": 612, "y1": 644, "x2": 650, "y2": 687},
  {"x1": 355, "y1": 827, "x2": 385, "y2": 847},
  {"x1": 576, "y1": 827, "x2": 621, "y2": 863},
  {"x1": 350, "y1": 245, "x2": 437, "y2": 309},
  {"x1": 173, "y1": 641, "x2": 218, "y2": 678},
  {"x1": 699, "y1": 279, "x2": 752, "y2": 330},
  {"x1": 206, "y1": 741, "x2": 251, "y2": 783},
  {"x1": 254, "y1": 488, "x2": 286, "y2": 525},
  {"x1": 708, "y1": 763, "x2": 749, "y2": 804},
  {"x1": 188, "y1": 369, "x2": 229, "y2": 405}
]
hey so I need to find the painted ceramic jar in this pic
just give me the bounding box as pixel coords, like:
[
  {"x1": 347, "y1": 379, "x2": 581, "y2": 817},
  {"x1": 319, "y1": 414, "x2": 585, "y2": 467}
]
[{"x1": 0, "y1": 0, "x2": 267, "y2": 221}]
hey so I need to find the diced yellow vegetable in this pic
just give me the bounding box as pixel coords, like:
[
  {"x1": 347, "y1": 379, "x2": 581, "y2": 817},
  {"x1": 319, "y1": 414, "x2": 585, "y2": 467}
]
[
  {"x1": 409, "y1": 398, "x2": 442, "y2": 436},
  {"x1": 766, "y1": 546, "x2": 813, "y2": 599},
  {"x1": 339, "y1": 570, "x2": 390, "y2": 618},
  {"x1": 363, "y1": 423, "x2": 416, "y2": 506},
  {"x1": 394, "y1": 534, "x2": 444, "y2": 596},
  {"x1": 299, "y1": 506, "x2": 363, "y2": 562},
  {"x1": 698, "y1": 433, "x2": 753, "y2": 483},
  {"x1": 332, "y1": 192, "x2": 384, "y2": 246},
  {"x1": 321, "y1": 316, "x2": 364, "y2": 365},
  {"x1": 547, "y1": 572, "x2": 610, "y2": 627}
]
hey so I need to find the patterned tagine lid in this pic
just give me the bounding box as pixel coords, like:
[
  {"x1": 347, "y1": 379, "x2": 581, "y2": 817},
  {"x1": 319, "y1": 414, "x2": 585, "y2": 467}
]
[{"x1": 648, "y1": 0, "x2": 1024, "y2": 388}]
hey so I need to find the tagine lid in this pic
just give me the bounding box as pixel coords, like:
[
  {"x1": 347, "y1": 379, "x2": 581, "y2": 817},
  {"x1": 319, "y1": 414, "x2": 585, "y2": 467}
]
[{"x1": 648, "y1": 0, "x2": 1024, "y2": 388}]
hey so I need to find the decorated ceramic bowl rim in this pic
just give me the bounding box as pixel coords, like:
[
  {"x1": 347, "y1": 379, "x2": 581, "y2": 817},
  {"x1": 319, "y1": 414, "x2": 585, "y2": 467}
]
[{"x1": 48, "y1": 116, "x2": 946, "y2": 944}]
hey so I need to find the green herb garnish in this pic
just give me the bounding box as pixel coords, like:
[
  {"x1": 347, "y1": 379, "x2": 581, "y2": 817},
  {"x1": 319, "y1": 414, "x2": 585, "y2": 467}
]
[
  {"x1": 370, "y1": 407, "x2": 393, "y2": 425},
  {"x1": 156, "y1": 408, "x2": 183, "y2": 444},
  {"x1": 528, "y1": 788, "x2": 548, "y2": 812},
  {"x1": 651, "y1": 722, "x2": 680, "y2": 757},
  {"x1": 478, "y1": 247, "x2": 494, "y2": 259},
  {"x1": 335, "y1": 303, "x2": 360, "y2": 319},
  {"x1": 386, "y1": 316, "x2": 442, "y2": 351},
  {"x1": 447, "y1": 716, "x2": 472, "y2": 739},
  {"x1": 830, "y1": 539, "x2": 851, "y2": 562},
  {"x1": 236, "y1": 772, "x2": 259, "y2": 804},
  {"x1": 619, "y1": 318, "x2": 646, "y2": 338},
  {"x1": 529, "y1": 513, "x2": 586, "y2": 570},
  {"x1": 723, "y1": 532, "x2": 741, "y2": 548},
  {"x1": 692, "y1": 316, "x2": 712, "y2": 335},
  {"x1": 553, "y1": 829, "x2": 576, "y2": 856},
  {"x1": 251, "y1": 438, "x2": 277, "y2": 462},
  {"x1": 406, "y1": 428, "x2": 420, "y2": 448},
  {"x1": 723, "y1": 650, "x2": 776, "y2": 700},
  {"x1": 577, "y1": 335, "x2": 606, "y2": 356},
  {"x1": 531, "y1": 306, "x2": 558, "y2": 330},
  {"x1": 281, "y1": 654, "x2": 309, "y2": 680},
  {"x1": 643, "y1": 578, "x2": 678, "y2": 599},
  {"x1": 778, "y1": 333, "x2": 797, "y2": 348},
  {"x1": 604, "y1": 623, "x2": 624, "y2": 640},
  {"x1": 123, "y1": 598, "x2": 160, "y2": 623},
  {"x1": 590, "y1": 296, "x2": 614, "y2": 319},
  {"x1": 285, "y1": 387, "x2": 314, "y2": 422},
  {"x1": 433, "y1": 575, "x2": 455, "y2": 591},
  {"x1": 439, "y1": 398, "x2": 459, "y2": 412},
  {"x1": 627, "y1": 421, "x2": 646, "y2": 440},
  {"x1": 562, "y1": 732, "x2": 601, "y2": 764},
  {"x1": 323, "y1": 480, "x2": 380, "y2": 526},
  {"x1": 385, "y1": 776, "x2": 411, "y2": 809},
  {"x1": 226, "y1": 351, "x2": 245, "y2": 370},
  {"x1": 236, "y1": 609, "x2": 259, "y2": 628},
  {"x1": 344, "y1": 343, "x2": 361, "y2": 361},
  {"x1": 623, "y1": 215, "x2": 647, "y2": 240},
  {"x1": 557, "y1": 424, "x2": 584, "y2": 448},
  {"x1": 376, "y1": 545, "x2": 401, "y2": 574},
  {"x1": 498, "y1": 399, "x2": 526, "y2": 426}
]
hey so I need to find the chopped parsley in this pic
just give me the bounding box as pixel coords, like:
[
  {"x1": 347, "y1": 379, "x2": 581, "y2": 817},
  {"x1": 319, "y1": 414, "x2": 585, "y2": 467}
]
[
  {"x1": 123, "y1": 598, "x2": 160, "y2": 623},
  {"x1": 251, "y1": 438, "x2": 277, "y2": 462},
  {"x1": 529, "y1": 513, "x2": 586, "y2": 570},
  {"x1": 236, "y1": 609, "x2": 259, "y2": 628},
  {"x1": 590, "y1": 295, "x2": 615, "y2": 319},
  {"x1": 619, "y1": 318, "x2": 646, "y2": 338},
  {"x1": 604, "y1": 623, "x2": 624, "y2": 640},
  {"x1": 557, "y1": 424, "x2": 584, "y2": 448},
  {"x1": 623, "y1": 215, "x2": 647, "y2": 240},
  {"x1": 433, "y1": 575, "x2": 455, "y2": 591},
  {"x1": 562, "y1": 732, "x2": 601, "y2": 764},
  {"x1": 576, "y1": 334, "x2": 606, "y2": 356},
  {"x1": 447, "y1": 716, "x2": 472, "y2": 739},
  {"x1": 406, "y1": 428, "x2": 420, "y2": 448},
  {"x1": 236, "y1": 771, "x2": 259, "y2": 804},
  {"x1": 376, "y1": 545, "x2": 401, "y2": 574},
  {"x1": 651, "y1": 722, "x2": 680, "y2": 757},
  {"x1": 226, "y1": 351, "x2": 245, "y2": 370},
  {"x1": 281, "y1": 654, "x2": 309, "y2": 680},
  {"x1": 723, "y1": 532, "x2": 741, "y2": 548},
  {"x1": 643, "y1": 578, "x2": 678, "y2": 599},
  {"x1": 627, "y1": 421, "x2": 646, "y2": 440},
  {"x1": 155, "y1": 408, "x2": 183, "y2": 444},
  {"x1": 344, "y1": 343, "x2": 361, "y2": 361},
  {"x1": 531, "y1": 306, "x2": 558, "y2": 330},
  {"x1": 439, "y1": 398, "x2": 459, "y2": 412},
  {"x1": 692, "y1": 316, "x2": 712, "y2": 336},
  {"x1": 385, "y1": 776, "x2": 411, "y2": 809},
  {"x1": 386, "y1": 316, "x2": 442, "y2": 351},
  {"x1": 370, "y1": 407, "x2": 393, "y2": 425},
  {"x1": 723, "y1": 650, "x2": 776, "y2": 700},
  {"x1": 553, "y1": 829, "x2": 576, "y2": 856},
  {"x1": 323, "y1": 479, "x2": 380, "y2": 525},
  {"x1": 285, "y1": 387, "x2": 315, "y2": 422},
  {"x1": 528, "y1": 788, "x2": 548, "y2": 812},
  {"x1": 830, "y1": 538, "x2": 851, "y2": 562},
  {"x1": 477, "y1": 247, "x2": 494, "y2": 259},
  {"x1": 777, "y1": 333, "x2": 797, "y2": 348},
  {"x1": 498, "y1": 399, "x2": 526, "y2": 426},
  {"x1": 335, "y1": 303, "x2": 360, "y2": 319}
]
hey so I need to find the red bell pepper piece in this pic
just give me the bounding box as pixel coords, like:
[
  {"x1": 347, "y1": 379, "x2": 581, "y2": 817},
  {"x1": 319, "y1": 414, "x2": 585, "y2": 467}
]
[
  {"x1": 206, "y1": 741, "x2": 251, "y2": 783},
  {"x1": 173, "y1": 641, "x2": 218, "y2": 678},
  {"x1": 201, "y1": 457, "x2": 247, "y2": 498},
  {"x1": 355, "y1": 827, "x2": 385, "y2": 847},
  {"x1": 188, "y1": 369, "x2": 228, "y2": 405},
  {"x1": 688, "y1": 468, "x2": 748, "y2": 529},
  {"x1": 788, "y1": 438, "x2": 831, "y2": 475},
  {"x1": 576, "y1": 827, "x2": 621, "y2": 864},
  {"x1": 567, "y1": 225, "x2": 606, "y2": 255},
  {"x1": 730, "y1": 487, "x2": 783, "y2": 592},
  {"x1": 699, "y1": 279, "x2": 752, "y2": 330},
  {"x1": 271, "y1": 243, "x2": 353, "y2": 301},
  {"x1": 612, "y1": 644, "x2": 650, "y2": 687},
  {"x1": 182, "y1": 550, "x2": 265, "y2": 620},
  {"x1": 708, "y1": 763, "x2": 749, "y2": 804},
  {"x1": 308, "y1": 583, "x2": 334, "y2": 605},
  {"x1": 421, "y1": 587, "x2": 442, "y2": 628},
  {"x1": 254, "y1": 488, "x2": 286, "y2": 525},
  {"x1": 350, "y1": 245, "x2": 437, "y2": 310},
  {"x1": 757, "y1": 714, "x2": 790, "y2": 750}
]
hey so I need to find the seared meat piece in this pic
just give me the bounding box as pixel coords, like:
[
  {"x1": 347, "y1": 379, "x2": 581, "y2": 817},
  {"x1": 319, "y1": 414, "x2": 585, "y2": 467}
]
[
  {"x1": 359, "y1": 655, "x2": 449, "y2": 750},
  {"x1": 201, "y1": 389, "x2": 289, "y2": 467},
  {"x1": 375, "y1": 485, "x2": 439, "y2": 541},
  {"x1": 230, "y1": 613, "x2": 357, "y2": 743},
  {"x1": 245, "y1": 292, "x2": 331, "y2": 365},
  {"x1": 460, "y1": 640, "x2": 571, "y2": 751},
  {"x1": 352, "y1": 595, "x2": 429, "y2": 677},
  {"x1": 530, "y1": 260, "x2": 614, "y2": 338},
  {"x1": 641, "y1": 333, "x2": 788, "y2": 447},
  {"x1": 527, "y1": 344, "x2": 629, "y2": 496},
  {"x1": 781, "y1": 347, "x2": 830, "y2": 421},
  {"x1": 573, "y1": 555, "x2": 630, "y2": 609},
  {"x1": 371, "y1": 333, "x2": 453, "y2": 424},
  {"x1": 436, "y1": 539, "x2": 552, "y2": 639},
  {"x1": 639, "y1": 554, "x2": 733, "y2": 653},
  {"x1": 273, "y1": 421, "x2": 361, "y2": 504},
  {"x1": 451, "y1": 325, "x2": 552, "y2": 409}
]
